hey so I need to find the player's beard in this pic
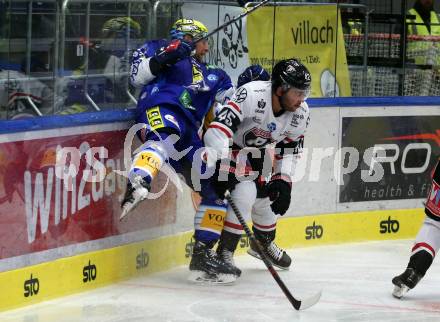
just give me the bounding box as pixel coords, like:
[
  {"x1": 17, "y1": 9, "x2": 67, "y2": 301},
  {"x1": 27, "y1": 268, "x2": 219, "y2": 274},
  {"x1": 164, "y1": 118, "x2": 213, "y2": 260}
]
[
  {"x1": 279, "y1": 91, "x2": 301, "y2": 112},
  {"x1": 194, "y1": 53, "x2": 206, "y2": 63},
  {"x1": 279, "y1": 93, "x2": 293, "y2": 111}
]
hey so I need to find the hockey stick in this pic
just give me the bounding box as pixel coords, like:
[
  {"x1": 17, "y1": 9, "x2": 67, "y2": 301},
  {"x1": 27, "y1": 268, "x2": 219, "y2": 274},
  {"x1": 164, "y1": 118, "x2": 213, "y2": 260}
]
[
  {"x1": 224, "y1": 190, "x2": 321, "y2": 311},
  {"x1": 195, "y1": 0, "x2": 270, "y2": 43}
]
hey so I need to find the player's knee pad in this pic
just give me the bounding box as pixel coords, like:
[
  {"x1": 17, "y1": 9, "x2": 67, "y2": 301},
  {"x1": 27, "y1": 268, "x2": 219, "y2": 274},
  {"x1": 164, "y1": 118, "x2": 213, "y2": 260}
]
[
  {"x1": 221, "y1": 181, "x2": 256, "y2": 235},
  {"x1": 194, "y1": 202, "x2": 227, "y2": 243}
]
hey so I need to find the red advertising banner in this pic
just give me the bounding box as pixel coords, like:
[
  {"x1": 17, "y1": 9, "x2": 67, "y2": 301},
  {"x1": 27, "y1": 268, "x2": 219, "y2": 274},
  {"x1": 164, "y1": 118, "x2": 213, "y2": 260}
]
[{"x1": 0, "y1": 126, "x2": 176, "y2": 260}]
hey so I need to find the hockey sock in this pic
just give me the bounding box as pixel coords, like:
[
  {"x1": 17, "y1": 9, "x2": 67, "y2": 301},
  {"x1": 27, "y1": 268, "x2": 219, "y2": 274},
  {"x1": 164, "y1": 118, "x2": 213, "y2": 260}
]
[
  {"x1": 193, "y1": 238, "x2": 216, "y2": 250},
  {"x1": 218, "y1": 230, "x2": 241, "y2": 253},
  {"x1": 252, "y1": 226, "x2": 276, "y2": 243},
  {"x1": 194, "y1": 204, "x2": 227, "y2": 244},
  {"x1": 129, "y1": 141, "x2": 168, "y2": 184},
  {"x1": 408, "y1": 249, "x2": 434, "y2": 276}
]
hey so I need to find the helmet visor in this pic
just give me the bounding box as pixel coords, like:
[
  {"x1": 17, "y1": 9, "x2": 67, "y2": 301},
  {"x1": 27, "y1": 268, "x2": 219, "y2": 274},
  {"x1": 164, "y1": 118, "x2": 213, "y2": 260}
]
[{"x1": 290, "y1": 87, "x2": 311, "y2": 100}]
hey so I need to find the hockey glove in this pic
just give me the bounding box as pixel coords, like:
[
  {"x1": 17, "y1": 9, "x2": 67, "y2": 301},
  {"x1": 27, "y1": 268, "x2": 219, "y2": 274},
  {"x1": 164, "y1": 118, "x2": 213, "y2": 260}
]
[
  {"x1": 150, "y1": 39, "x2": 194, "y2": 73},
  {"x1": 237, "y1": 64, "x2": 270, "y2": 88},
  {"x1": 267, "y1": 174, "x2": 292, "y2": 216},
  {"x1": 212, "y1": 159, "x2": 240, "y2": 198}
]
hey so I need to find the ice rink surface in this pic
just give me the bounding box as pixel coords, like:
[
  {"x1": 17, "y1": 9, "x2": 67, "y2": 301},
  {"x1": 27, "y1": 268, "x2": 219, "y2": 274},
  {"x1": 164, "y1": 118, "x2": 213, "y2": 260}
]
[{"x1": 2, "y1": 239, "x2": 440, "y2": 322}]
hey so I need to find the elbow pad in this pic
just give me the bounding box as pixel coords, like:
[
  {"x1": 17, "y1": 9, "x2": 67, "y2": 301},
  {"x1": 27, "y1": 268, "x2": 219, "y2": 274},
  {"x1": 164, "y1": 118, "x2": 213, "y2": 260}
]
[{"x1": 130, "y1": 55, "x2": 156, "y2": 87}]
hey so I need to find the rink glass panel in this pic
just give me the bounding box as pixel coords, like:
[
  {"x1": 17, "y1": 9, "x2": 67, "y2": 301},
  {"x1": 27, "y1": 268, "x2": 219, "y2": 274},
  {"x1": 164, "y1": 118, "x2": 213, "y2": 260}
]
[{"x1": 1, "y1": 0, "x2": 440, "y2": 117}]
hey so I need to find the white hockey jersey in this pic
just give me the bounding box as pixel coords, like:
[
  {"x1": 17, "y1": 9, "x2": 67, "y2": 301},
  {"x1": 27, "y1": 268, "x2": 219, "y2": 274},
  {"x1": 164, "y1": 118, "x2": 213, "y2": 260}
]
[
  {"x1": 0, "y1": 70, "x2": 51, "y2": 117},
  {"x1": 204, "y1": 80, "x2": 310, "y2": 180}
]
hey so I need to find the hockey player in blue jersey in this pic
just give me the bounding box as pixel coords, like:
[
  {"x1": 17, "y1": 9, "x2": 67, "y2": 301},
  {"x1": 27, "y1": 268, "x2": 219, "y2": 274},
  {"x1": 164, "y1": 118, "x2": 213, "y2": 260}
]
[{"x1": 122, "y1": 19, "x2": 240, "y2": 283}]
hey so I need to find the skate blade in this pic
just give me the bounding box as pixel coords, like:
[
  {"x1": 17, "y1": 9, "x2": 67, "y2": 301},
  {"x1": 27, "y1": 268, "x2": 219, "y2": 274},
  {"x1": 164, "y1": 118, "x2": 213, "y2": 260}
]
[
  {"x1": 188, "y1": 271, "x2": 236, "y2": 285},
  {"x1": 120, "y1": 204, "x2": 134, "y2": 221},
  {"x1": 392, "y1": 285, "x2": 409, "y2": 299},
  {"x1": 119, "y1": 200, "x2": 142, "y2": 221},
  {"x1": 119, "y1": 189, "x2": 148, "y2": 221},
  {"x1": 247, "y1": 249, "x2": 290, "y2": 271}
]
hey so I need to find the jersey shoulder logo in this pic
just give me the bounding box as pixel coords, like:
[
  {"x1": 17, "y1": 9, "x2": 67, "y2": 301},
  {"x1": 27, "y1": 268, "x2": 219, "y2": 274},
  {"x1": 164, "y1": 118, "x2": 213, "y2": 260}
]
[{"x1": 234, "y1": 87, "x2": 247, "y2": 103}]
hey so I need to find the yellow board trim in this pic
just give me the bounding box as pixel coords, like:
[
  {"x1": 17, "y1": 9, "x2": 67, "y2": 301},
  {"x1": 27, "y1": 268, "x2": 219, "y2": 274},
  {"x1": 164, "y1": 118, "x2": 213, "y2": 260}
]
[
  {"x1": 0, "y1": 208, "x2": 425, "y2": 312},
  {"x1": 274, "y1": 208, "x2": 425, "y2": 248}
]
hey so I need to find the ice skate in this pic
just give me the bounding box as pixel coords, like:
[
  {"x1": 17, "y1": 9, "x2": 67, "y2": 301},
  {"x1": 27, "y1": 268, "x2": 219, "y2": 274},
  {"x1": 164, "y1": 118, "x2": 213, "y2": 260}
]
[
  {"x1": 217, "y1": 246, "x2": 242, "y2": 277},
  {"x1": 247, "y1": 238, "x2": 292, "y2": 270},
  {"x1": 392, "y1": 268, "x2": 423, "y2": 299},
  {"x1": 188, "y1": 241, "x2": 240, "y2": 285},
  {"x1": 120, "y1": 175, "x2": 150, "y2": 221}
]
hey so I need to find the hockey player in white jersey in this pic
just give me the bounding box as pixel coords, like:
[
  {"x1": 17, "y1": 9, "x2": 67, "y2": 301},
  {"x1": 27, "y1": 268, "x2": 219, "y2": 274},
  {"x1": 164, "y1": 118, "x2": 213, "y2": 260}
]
[
  {"x1": 0, "y1": 68, "x2": 51, "y2": 118},
  {"x1": 392, "y1": 158, "x2": 440, "y2": 298},
  {"x1": 204, "y1": 58, "x2": 311, "y2": 277}
]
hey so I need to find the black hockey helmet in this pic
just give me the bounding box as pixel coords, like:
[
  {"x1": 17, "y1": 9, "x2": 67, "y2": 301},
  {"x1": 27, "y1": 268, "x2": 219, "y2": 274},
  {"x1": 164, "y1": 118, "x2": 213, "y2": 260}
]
[{"x1": 272, "y1": 58, "x2": 311, "y2": 96}]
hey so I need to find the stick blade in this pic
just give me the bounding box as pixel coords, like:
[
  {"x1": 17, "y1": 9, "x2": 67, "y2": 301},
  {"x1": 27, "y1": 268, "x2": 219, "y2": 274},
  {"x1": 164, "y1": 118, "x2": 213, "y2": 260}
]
[{"x1": 297, "y1": 290, "x2": 322, "y2": 310}]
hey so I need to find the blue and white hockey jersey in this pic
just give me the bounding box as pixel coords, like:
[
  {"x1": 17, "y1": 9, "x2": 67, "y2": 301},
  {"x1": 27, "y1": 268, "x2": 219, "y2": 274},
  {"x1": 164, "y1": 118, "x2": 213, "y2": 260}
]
[{"x1": 130, "y1": 39, "x2": 233, "y2": 128}]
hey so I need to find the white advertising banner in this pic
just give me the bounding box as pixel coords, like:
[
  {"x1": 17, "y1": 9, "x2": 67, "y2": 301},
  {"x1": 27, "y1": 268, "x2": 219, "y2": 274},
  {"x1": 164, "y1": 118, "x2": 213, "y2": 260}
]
[
  {"x1": 182, "y1": 3, "x2": 249, "y2": 84},
  {"x1": 289, "y1": 105, "x2": 440, "y2": 217}
]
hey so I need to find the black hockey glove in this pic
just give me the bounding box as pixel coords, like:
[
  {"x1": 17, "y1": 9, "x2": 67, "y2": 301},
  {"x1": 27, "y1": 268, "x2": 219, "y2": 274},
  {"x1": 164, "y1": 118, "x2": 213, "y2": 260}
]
[
  {"x1": 237, "y1": 64, "x2": 270, "y2": 88},
  {"x1": 150, "y1": 39, "x2": 193, "y2": 72},
  {"x1": 212, "y1": 159, "x2": 240, "y2": 198},
  {"x1": 267, "y1": 174, "x2": 292, "y2": 216}
]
